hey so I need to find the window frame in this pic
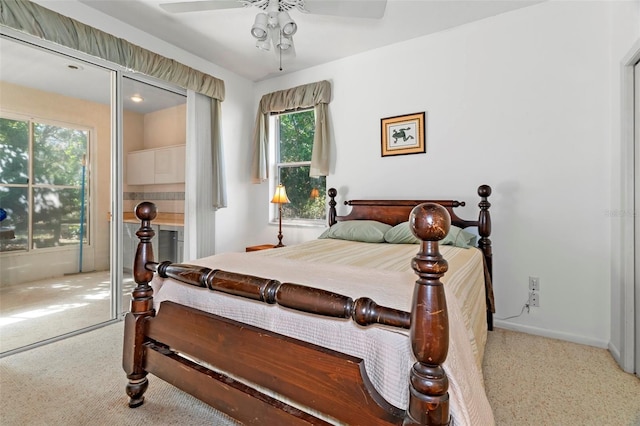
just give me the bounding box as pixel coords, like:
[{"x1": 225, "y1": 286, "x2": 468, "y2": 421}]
[
  {"x1": 270, "y1": 108, "x2": 326, "y2": 227},
  {"x1": 0, "y1": 111, "x2": 93, "y2": 253}
]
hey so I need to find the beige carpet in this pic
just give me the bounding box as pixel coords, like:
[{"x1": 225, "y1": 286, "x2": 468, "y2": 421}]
[
  {"x1": 484, "y1": 328, "x2": 640, "y2": 425},
  {"x1": 0, "y1": 321, "x2": 239, "y2": 426},
  {"x1": 0, "y1": 323, "x2": 638, "y2": 425}
]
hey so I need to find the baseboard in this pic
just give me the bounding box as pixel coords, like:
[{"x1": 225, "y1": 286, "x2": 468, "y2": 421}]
[
  {"x1": 493, "y1": 320, "x2": 609, "y2": 348},
  {"x1": 608, "y1": 340, "x2": 637, "y2": 374},
  {"x1": 608, "y1": 342, "x2": 622, "y2": 367}
]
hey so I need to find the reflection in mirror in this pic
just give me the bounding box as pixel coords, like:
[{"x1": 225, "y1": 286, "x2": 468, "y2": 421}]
[
  {"x1": 121, "y1": 77, "x2": 186, "y2": 301},
  {"x1": 0, "y1": 36, "x2": 113, "y2": 355}
]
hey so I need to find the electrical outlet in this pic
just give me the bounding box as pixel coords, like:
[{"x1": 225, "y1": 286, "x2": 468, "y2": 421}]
[
  {"x1": 529, "y1": 276, "x2": 540, "y2": 292},
  {"x1": 529, "y1": 291, "x2": 540, "y2": 307}
]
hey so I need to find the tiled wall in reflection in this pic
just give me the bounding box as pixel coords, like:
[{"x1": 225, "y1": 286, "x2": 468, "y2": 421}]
[{"x1": 124, "y1": 192, "x2": 185, "y2": 214}]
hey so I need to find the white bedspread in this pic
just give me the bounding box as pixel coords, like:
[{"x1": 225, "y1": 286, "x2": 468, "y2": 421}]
[
  {"x1": 253, "y1": 239, "x2": 488, "y2": 370},
  {"x1": 150, "y1": 240, "x2": 495, "y2": 425}
]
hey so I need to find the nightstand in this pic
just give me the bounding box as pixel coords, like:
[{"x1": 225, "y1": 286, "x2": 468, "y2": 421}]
[{"x1": 245, "y1": 244, "x2": 277, "y2": 252}]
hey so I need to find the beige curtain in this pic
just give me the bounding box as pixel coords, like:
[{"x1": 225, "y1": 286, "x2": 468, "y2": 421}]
[
  {"x1": 184, "y1": 91, "x2": 222, "y2": 260},
  {"x1": 1, "y1": 0, "x2": 227, "y2": 208},
  {"x1": 210, "y1": 98, "x2": 227, "y2": 208},
  {"x1": 251, "y1": 80, "x2": 331, "y2": 183}
]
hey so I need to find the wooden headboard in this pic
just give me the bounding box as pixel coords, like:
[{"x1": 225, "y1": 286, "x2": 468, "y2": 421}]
[{"x1": 327, "y1": 185, "x2": 492, "y2": 231}]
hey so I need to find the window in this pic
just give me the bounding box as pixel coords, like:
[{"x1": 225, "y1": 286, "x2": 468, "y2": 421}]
[
  {"x1": 273, "y1": 109, "x2": 326, "y2": 223},
  {"x1": 0, "y1": 116, "x2": 90, "y2": 252}
]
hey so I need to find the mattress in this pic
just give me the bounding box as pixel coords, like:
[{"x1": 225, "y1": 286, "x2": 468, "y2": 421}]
[{"x1": 150, "y1": 239, "x2": 494, "y2": 425}]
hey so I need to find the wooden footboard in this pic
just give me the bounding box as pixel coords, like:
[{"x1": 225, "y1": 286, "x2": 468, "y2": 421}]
[
  {"x1": 123, "y1": 194, "x2": 480, "y2": 425},
  {"x1": 145, "y1": 301, "x2": 402, "y2": 424}
]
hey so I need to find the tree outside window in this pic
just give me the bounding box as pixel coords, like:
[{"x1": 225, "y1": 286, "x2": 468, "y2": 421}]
[
  {"x1": 274, "y1": 109, "x2": 326, "y2": 223},
  {"x1": 0, "y1": 116, "x2": 89, "y2": 252}
]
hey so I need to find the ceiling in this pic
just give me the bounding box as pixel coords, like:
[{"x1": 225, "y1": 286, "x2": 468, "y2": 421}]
[{"x1": 76, "y1": 0, "x2": 544, "y2": 82}]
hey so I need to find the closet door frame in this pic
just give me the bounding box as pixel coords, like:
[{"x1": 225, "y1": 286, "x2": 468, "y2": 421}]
[
  {"x1": 634, "y1": 58, "x2": 639, "y2": 378},
  {"x1": 618, "y1": 39, "x2": 640, "y2": 376}
]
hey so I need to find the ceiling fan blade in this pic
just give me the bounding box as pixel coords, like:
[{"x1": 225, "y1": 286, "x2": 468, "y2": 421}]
[
  {"x1": 302, "y1": 0, "x2": 387, "y2": 19},
  {"x1": 159, "y1": 1, "x2": 244, "y2": 14}
]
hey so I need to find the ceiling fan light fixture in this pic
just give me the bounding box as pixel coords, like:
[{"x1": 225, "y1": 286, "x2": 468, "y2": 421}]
[
  {"x1": 278, "y1": 11, "x2": 297, "y2": 36},
  {"x1": 267, "y1": 11, "x2": 279, "y2": 28},
  {"x1": 276, "y1": 34, "x2": 292, "y2": 50},
  {"x1": 256, "y1": 38, "x2": 271, "y2": 51},
  {"x1": 251, "y1": 12, "x2": 268, "y2": 40}
]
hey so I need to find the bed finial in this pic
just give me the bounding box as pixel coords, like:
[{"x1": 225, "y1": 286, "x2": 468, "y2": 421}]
[
  {"x1": 406, "y1": 203, "x2": 451, "y2": 426},
  {"x1": 410, "y1": 203, "x2": 451, "y2": 242},
  {"x1": 478, "y1": 184, "x2": 491, "y2": 199},
  {"x1": 135, "y1": 201, "x2": 157, "y2": 223}
]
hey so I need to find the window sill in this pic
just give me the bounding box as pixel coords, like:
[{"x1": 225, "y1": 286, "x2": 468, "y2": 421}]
[
  {"x1": 0, "y1": 244, "x2": 90, "y2": 256},
  {"x1": 270, "y1": 219, "x2": 327, "y2": 229}
]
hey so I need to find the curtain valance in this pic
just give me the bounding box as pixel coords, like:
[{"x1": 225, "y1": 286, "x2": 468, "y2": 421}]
[
  {"x1": 251, "y1": 80, "x2": 331, "y2": 183},
  {"x1": 0, "y1": 0, "x2": 225, "y2": 101}
]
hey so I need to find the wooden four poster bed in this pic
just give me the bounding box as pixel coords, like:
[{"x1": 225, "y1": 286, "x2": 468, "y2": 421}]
[{"x1": 123, "y1": 185, "x2": 494, "y2": 425}]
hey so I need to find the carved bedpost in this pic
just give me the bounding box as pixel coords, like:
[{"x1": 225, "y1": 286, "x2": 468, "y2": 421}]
[
  {"x1": 477, "y1": 185, "x2": 493, "y2": 330},
  {"x1": 405, "y1": 203, "x2": 451, "y2": 426},
  {"x1": 328, "y1": 187, "x2": 337, "y2": 226},
  {"x1": 477, "y1": 185, "x2": 492, "y2": 278},
  {"x1": 122, "y1": 202, "x2": 157, "y2": 408}
]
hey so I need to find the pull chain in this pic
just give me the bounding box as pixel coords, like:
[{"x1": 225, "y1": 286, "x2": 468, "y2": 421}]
[{"x1": 279, "y1": 32, "x2": 283, "y2": 71}]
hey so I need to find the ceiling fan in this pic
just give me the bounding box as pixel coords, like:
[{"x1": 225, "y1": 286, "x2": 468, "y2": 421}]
[{"x1": 159, "y1": 0, "x2": 387, "y2": 60}]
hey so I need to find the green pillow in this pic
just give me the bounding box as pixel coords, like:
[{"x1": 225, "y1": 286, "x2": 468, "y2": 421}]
[
  {"x1": 383, "y1": 221, "x2": 421, "y2": 244},
  {"x1": 440, "y1": 225, "x2": 477, "y2": 248},
  {"x1": 384, "y1": 222, "x2": 477, "y2": 248},
  {"x1": 318, "y1": 220, "x2": 392, "y2": 243}
]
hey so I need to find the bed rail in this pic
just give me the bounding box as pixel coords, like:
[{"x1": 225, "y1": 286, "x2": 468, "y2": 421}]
[{"x1": 150, "y1": 262, "x2": 411, "y2": 329}]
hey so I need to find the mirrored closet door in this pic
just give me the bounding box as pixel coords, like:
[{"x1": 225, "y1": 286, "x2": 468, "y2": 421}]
[{"x1": 0, "y1": 36, "x2": 113, "y2": 355}]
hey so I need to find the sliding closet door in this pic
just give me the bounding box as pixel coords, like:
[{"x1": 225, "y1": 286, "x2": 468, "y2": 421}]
[{"x1": 0, "y1": 36, "x2": 114, "y2": 355}]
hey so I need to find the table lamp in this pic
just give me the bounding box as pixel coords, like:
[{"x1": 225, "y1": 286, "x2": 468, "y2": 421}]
[{"x1": 271, "y1": 183, "x2": 290, "y2": 247}]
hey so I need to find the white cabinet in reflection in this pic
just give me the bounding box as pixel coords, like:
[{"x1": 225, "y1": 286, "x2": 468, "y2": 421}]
[{"x1": 127, "y1": 145, "x2": 185, "y2": 185}]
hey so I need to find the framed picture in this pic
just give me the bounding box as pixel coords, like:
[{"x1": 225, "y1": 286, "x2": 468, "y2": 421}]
[{"x1": 380, "y1": 112, "x2": 426, "y2": 157}]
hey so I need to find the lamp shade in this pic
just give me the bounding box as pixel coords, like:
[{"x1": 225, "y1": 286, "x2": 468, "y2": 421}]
[{"x1": 271, "y1": 184, "x2": 290, "y2": 204}]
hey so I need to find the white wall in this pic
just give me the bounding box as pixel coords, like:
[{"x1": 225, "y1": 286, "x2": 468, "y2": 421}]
[{"x1": 252, "y1": 1, "x2": 640, "y2": 347}]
